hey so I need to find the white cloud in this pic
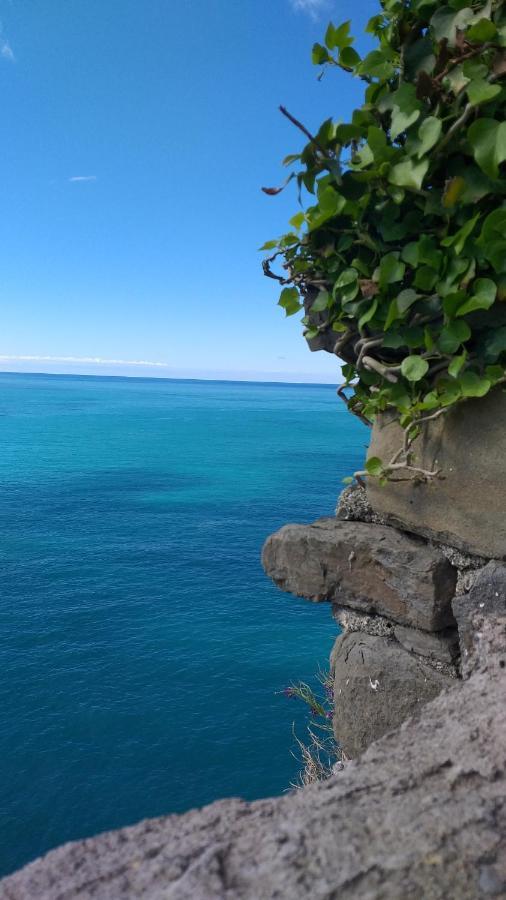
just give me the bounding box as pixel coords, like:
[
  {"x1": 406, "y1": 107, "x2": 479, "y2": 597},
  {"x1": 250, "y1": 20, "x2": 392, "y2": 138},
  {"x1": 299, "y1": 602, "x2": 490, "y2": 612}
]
[
  {"x1": 290, "y1": 0, "x2": 328, "y2": 18},
  {"x1": 0, "y1": 24, "x2": 15, "y2": 62},
  {"x1": 69, "y1": 175, "x2": 98, "y2": 183},
  {"x1": 0, "y1": 355, "x2": 169, "y2": 368}
]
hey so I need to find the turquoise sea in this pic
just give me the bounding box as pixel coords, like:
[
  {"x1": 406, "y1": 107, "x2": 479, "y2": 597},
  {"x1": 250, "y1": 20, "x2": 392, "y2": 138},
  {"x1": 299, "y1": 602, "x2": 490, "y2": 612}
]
[{"x1": 0, "y1": 373, "x2": 367, "y2": 877}]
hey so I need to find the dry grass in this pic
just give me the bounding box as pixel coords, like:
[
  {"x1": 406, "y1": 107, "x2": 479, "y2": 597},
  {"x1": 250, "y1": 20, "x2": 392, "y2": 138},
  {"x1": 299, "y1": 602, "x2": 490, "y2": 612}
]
[{"x1": 281, "y1": 669, "x2": 347, "y2": 788}]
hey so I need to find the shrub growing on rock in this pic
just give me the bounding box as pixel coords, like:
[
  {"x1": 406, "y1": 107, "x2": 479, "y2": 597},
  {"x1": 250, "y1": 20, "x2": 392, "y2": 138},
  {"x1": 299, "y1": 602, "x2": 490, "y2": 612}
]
[{"x1": 263, "y1": 0, "x2": 506, "y2": 482}]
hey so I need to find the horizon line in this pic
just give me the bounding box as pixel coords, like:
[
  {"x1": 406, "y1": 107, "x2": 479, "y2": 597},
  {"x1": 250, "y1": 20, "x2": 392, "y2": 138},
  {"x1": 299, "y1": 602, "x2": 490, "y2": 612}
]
[{"x1": 0, "y1": 368, "x2": 342, "y2": 389}]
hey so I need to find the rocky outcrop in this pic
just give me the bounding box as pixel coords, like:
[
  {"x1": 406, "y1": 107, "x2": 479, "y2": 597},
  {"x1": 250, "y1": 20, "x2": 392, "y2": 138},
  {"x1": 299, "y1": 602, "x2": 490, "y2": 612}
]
[
  {"x1": 331, "y1": 631, "x2": 454, "y2": 758},
  {"x1": 3, "y1": 617, "x2": 506, "y2": 900},
  {"x1": 262, "y1": 518, "x2": 457, "y2": 631},
  {"x1": 366, "y1": 390, "x2": 506, "y2": 559}
]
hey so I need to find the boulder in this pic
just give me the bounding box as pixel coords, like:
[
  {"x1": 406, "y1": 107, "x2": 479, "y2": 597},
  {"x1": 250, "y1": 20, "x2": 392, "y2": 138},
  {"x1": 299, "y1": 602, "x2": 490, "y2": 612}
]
[
  {"x1": 331, "y1": 632, "x2": 453, "y2": 757},
  {"x1": 393, "y1": 623, "x2": 459, "y2": 666},
  {"x1": 453, "y1": 561, "x2": 506, "y2": 675},
  {"x1": 366, "y1": 389, "x2": 506, "y2": 559},
  {"x1": 262, "y1": 517, "x2": 457, "y2": 631},
  {"x1": 3, "y1": 617, "x2": 506, "y2": 900}
]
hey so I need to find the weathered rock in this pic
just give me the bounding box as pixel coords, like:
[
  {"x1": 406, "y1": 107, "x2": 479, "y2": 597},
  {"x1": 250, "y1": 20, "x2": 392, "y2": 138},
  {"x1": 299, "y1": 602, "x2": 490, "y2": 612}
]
[
  {"x1": 332, "y1": 632, "x2": 453, "y2": 758},
  {"x1": 453, "y1": 561, "x2": 506, "y2": 675},
  {"x1": 366, "y1": 389, "x2": 506, "y2": 558},
  {"x1": 333, "y1": 606, "x2": 394, "y2": 637},
  {"x1": 3, "y1": 618, "x2": 506, "y2": 900},
  {"x1": 393, "y1": 623, "x2": 459, "y2": 666},
  {"x1": 336, "y1": 483, "x2": 384, "y2": 524},
  {"x1": 262, "y1": 517, "x2": 457, "y2": 631}
]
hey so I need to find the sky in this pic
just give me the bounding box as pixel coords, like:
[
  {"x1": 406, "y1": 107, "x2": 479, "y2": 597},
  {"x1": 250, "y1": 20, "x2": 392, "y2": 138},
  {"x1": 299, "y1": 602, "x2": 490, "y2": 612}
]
[{"x1": 0, "y1": 0, "x2": 378, "y2": 382}]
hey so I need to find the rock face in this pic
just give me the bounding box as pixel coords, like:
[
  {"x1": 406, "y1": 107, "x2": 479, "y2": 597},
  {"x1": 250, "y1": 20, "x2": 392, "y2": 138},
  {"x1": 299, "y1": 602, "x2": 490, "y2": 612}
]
[
  {"x1": 3, "y1": 617, "x2": 506, "y2": 900},
  {"x1": 366, "y1": 389, "x2": 506, "y2": 559},
  {"x1": 262, "y1": 517, "x2": 457, "y2": 631},
  {"x1": 453, "y1": 561, "x2": 506, "y2": 675},
  {"x1": 331, "y1": 632, "x2": 453, "y2": 758}
]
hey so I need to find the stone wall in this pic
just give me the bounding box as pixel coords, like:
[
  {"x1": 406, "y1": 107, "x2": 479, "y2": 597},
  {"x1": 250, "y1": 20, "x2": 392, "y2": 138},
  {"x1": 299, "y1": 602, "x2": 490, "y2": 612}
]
[{"x1": 262, "y1": 484, "x2": 494, "y2": 758}]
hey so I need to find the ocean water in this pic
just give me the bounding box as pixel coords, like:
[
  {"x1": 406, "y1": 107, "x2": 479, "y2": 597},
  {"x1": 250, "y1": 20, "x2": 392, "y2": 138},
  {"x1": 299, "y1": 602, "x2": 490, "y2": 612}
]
[{"x1": 0, "y1": 373, "x2": 367, "y2": 877}]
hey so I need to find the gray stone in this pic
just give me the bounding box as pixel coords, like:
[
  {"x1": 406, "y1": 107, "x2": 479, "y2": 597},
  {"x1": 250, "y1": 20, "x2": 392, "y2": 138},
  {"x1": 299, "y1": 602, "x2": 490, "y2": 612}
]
[
  {"x1": 332, "y1": 632, "x2": 453, "y2": 758},
  {"x1": 366, "y1": 389, "x2": 506, "y2": 558},
  {"x1": 333, "y1": 606, "x2": 394, "y2": 637},
  {"x1": 262, "y1": 517, "x2": 457, "y2": 631},
  {"x1": 336, "y1": 484, "x2": 384, "y2": 524},
  {"x1": 3, "y1": 617, "x2": 506, "y2": 900},
  {"x1": 453, "y1": 561, "x2": 506, "y2": 675},
  {"x1": 393, "y1": 623, "x2": 460, "y2": 665}
]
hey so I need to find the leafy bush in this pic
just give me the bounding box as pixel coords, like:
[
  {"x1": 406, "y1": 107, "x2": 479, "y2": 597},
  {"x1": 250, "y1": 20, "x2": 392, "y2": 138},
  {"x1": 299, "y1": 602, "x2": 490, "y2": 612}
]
[{"x1": 263, "y1": 0, "x2": 506, "y2": 481}]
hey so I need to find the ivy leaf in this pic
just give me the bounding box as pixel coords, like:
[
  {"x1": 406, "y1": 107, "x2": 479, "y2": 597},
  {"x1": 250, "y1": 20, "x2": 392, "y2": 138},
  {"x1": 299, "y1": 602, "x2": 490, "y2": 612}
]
[
  {"x1": 430, "y1": 6, "x2": 474, "y2": 46},
  {"x1": 312, "y1": 43, "x2": 331, "y2": 65},
  {"x1": 358, "y1": 298, "x2": 378, "y2": 330},
  {"x1": 389, "y1": 158, "x2": 429, "y2": 191},
  {"x1": 466, "y1": 79, "x2": 502, "y2": 107},
  {"x1": 396, "y1": 289, "x2": 419, "y2": 314},
  {"x1": 340, "y1": 47, "x2": 361, "y2": 69},
  {"x1": 442, "y1": 176, "x2": 467, "y2": 207},
  {"x1": 379, "y1": 253, "x2": 405, "y2": 289},
  {"x1": 401, "y1": 355, "x2": 429, "y2": 382},
  {"x1": 278, "y1": 287, "x2": 302, "y2": 317},
  {"x1": 468, "y1": 119, "x2": 506, "y2": 179},
  {"x1": 483, "y1": 327, "x2": 506, "y2": 362},
  {"x1": 456, "y1": 278, "x2": 497, "y2": 316},
  {"x1": 259, "y1": 239, "x2": 278, "y2": 251},
  {"x1": 459, "y1": 371, "x2": 491, "y2": 397},
  {"x1": 479, "y1": 209, "x2": 506, "y2": 244},
  {"x1": 416, "y1": 117, "x2": 442, "y2": 157},
  {"x1": 438, "y1": 320, "x2": 471, "y2": 354},
  {"x1": 365, "y1": 456, "x2": 384, "y2": 476},
  {"x1": 441, "y1": 213, "x2": 480, "y2": 254},
  {"x1": 448, "y1": 353, "x2": 466, "y2": 378},
  {"x1": 310, "y1": 290, "x2": 330, "y2": 312},
  {"x1": 466, "y1": 18, "x2": 497, "y2": 43},
  {"x1": 390, "y1": 107, "x2": 420, "y2": 141},
  {"x1": 325, "y1": 20, "x2": 353, "y2": 51}
]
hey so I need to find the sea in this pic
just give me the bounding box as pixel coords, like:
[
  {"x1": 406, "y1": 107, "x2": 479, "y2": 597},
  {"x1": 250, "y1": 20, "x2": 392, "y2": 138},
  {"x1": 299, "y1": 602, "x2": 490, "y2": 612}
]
[{"x1": 0, "y1": 372, "x2": 367, "y2": 877}]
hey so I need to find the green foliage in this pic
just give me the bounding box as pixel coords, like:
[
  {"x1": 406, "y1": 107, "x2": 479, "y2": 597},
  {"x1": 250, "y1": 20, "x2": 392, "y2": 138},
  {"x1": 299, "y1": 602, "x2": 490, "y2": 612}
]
[{"x1": 263, "y1": 0, "x2": 506, "y2": 451}]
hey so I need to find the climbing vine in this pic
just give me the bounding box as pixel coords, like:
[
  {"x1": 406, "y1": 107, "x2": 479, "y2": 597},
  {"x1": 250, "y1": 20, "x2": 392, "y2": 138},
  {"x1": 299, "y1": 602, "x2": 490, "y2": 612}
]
[{"x1": 262, "y1": 0, "x2": 506, "y2": 483}]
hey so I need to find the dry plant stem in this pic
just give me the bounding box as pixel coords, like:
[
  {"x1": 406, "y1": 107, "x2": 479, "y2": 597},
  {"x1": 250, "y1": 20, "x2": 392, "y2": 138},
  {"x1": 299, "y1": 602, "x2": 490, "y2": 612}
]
[
  {"x1": 353, "y1": 406, "x2": 449, "y2": 484},
  {"x1": 279, "y1": 106, "x2": 328, "y2": 157}
]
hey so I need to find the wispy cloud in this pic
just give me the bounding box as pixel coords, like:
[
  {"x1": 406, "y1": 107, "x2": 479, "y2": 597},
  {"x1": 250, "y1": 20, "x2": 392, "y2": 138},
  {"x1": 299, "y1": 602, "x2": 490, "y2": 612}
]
[
  {"x1": 289, "y1": 0, "x2": 328, "y2": 18},
  {"x1": 0, "y1": 25, "x2": 15, "y2": 62},
  {"x1": 69, "y1": 175, "x2": 98, "y2": 183},
  {"x1": 0, "y1": 355, "x2": 169, "y2": 368}
]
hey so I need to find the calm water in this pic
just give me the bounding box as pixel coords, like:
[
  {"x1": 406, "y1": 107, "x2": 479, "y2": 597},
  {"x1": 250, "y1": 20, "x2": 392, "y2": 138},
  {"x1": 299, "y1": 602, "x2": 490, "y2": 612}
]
[{"x1": 0, "y1": 373, "x2": 367, "y2": 876}]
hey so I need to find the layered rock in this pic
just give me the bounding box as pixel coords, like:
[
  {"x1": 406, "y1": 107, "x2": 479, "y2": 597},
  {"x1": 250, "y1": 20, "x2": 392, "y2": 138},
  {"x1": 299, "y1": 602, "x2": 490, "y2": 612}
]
[
  {"x1": 262, "y1": 517, "x2": 457, "y2": 631},
  {"x1": 262, "y1": 504, "x2": 473, "y2": 757},
  {"x1": 3, "y1": 617, "x2": 506, "y2": 900}
]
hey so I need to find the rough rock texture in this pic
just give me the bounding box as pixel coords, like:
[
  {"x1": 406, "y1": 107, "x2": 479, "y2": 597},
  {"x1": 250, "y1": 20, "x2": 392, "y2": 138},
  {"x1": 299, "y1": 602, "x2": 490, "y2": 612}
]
[
  {"x1": 333, "y1": 607, "x2": 394, "y2": 637},
  {"x1": 393, "y1": 623, "x2": 459, "y2": 666},
  {"x1": 331, "y1": 632, "x2": 453, "y2": 757},
  {"x1": 453, "y1": 561, "x2": 506, "y2": 676},
  {"x1": 366, "y1": 390, "x2": 506, "y2": 558},
  {"x1": 262, "y1": 517, "x2": 457, "y2": 631},
  {"x1": 336, "y1": 484, "x2": 384, "y2": 524},
  {"x1": 3, "y1": 617, "x2": 506, "y2": 900}
]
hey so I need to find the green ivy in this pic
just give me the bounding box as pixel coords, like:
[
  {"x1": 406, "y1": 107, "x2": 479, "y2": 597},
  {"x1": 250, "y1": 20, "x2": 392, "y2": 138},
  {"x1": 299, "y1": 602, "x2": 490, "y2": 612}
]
[{"x1": 262, "y1": 0, "x2": 506, "y2": 479}]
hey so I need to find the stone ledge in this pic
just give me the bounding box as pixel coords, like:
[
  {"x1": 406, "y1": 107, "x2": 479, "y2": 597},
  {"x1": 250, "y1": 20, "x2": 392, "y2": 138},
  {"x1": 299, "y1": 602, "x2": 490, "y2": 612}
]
[{"x1": 262, "y1": 517, "x2": 457, "y2": 631}]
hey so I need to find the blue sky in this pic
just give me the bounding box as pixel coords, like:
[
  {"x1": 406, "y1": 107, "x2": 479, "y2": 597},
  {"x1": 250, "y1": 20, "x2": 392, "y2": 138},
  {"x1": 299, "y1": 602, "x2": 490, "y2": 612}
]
[{"x1": 1, "y1": 0, "x2": 377, "y2": 382}]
